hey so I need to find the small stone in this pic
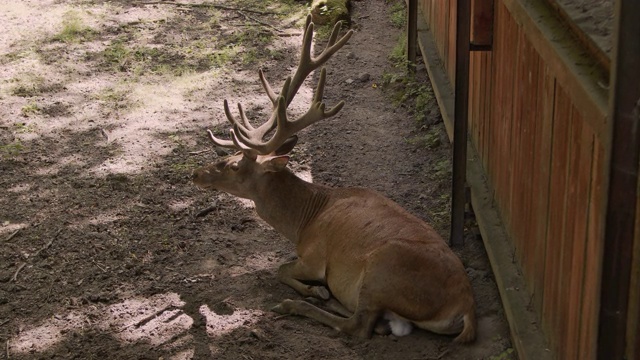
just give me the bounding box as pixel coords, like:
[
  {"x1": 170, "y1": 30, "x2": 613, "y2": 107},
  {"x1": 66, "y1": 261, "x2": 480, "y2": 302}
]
[
  {"x1": 357, "y1": 72, "x2": 370, "y2": 82},
  {"x1": 345, "y1": 78, "x2": 354, "y2": 84}
]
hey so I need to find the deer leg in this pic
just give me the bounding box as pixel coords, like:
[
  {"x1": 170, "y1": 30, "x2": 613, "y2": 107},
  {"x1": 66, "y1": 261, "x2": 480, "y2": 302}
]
[
  {"x1": 272, "y1": 299, "x2": 379, "y2": 339},
  {"x1": 277, "y1": 260, "x2": 330, "y2": 300}
]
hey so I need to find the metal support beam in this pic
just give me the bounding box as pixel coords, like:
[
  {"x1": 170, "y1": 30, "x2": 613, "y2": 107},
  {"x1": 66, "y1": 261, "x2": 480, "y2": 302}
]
[
  {"x1": 598, "y1": 0, "x2": 640, "y2": 358},
  {"x1": 450, "y1": 0, "x2": 471, "y2": 247},
  {"x1": 407, "y1": 0, "x2": 418, "y2": 67}
]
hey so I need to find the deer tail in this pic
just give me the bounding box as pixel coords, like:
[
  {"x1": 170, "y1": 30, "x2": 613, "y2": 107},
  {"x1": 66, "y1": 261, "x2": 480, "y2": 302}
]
[{"x1": 453, "y1": 308, "x2": 477, "y2": 343}]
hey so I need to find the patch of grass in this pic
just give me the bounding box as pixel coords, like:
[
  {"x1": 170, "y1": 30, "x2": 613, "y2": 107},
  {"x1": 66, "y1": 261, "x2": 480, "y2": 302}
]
[
  {"x1": 14, "y1": 122, "x2": 37, "y2": 133},
  {"x1": 52, "y1": 10, "x2": 96, "y2": 43},
  {"x1": 9, "y1": 75, "x2": 64, "y2": 98},
  {"x1": 406, "y1": 127, "x2": 442, "y2": 149},
  {"x1": 389, "y1": 1, "x2": 406, "y2": 28},
  {"x1": 381, "y1": 34, "x2": 434, "y2": 125},
  {"x1": 489, "y1": 348, "x2": 515, "y2": 360},
  {"x1": 20, "y1": 102, "x2": 42, "y2": 117},
  {"x1": 94, "y1": 87, "x2": 133, "y2": 110},
  {"x1": 0, "y1": 141, "x2": 25, "y2": 158}
]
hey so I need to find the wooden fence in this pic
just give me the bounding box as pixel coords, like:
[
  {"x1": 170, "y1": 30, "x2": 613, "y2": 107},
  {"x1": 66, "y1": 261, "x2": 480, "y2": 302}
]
[{"x1": 416, "y1": 0, "x2": 613, "y2": 358}]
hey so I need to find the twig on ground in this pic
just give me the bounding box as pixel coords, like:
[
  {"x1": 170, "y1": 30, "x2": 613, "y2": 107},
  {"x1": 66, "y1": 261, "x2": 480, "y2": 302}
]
[
  {"x1": 10, "y1": 263, "x2": 26, "y2": 282},
  {"x1": 273, "y1": 314, "x2": 291, "y2": 320},
  {"x1": 141, "y1": 1, "x2": 282, "y2": 15},
  {"x1": 189, "y1": 149, "x2": 212, "y2": 155},
  {"x1": 32, "y1": 229, "x2": 62, "y2": 258},
  {"x1": 100, "y1": 128, "x2": 110, "y2": 142},
  {"x1": 0, "y1": 319, "x2": 9, "y2": 327},
  {"x1": 92, "y1": 260, "x2": 108, "y2": 273},
  {"x1": 11, "y1": 229, "x2": 62, "y2": 282},
  {"x1": 195, "y1": 202, "x2": 219, "y2": 217},
  {"x1": 4, "y1": 229, "x2": 21, "y2": 243},
  {"x1": 237, "y1": 11, "x2": 283, "y2": 33},
  {"x1": 423, "y1": 349, "x2": 450, "y2": 360}
]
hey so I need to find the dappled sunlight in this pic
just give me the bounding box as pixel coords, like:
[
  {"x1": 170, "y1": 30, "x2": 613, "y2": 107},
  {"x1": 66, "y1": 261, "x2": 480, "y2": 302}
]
[
  {"x1": 200, "y1": 305, "x2": 264, "y2": 337},
  {"x1": 169, "y1": 198, "x2": 197, "y2": 212},
  {"x1": 32, "y1": 154, "x2": 88, "y2": 176},
  {"x1": 7, "y1": 291, "x2": 266, "y2": 357},
  {"x1": 228, "y1": 251, "x2": 281, "y2": 277},
  {"x1": 6, "y1": 183, "x2": 31, "y2": 193}
]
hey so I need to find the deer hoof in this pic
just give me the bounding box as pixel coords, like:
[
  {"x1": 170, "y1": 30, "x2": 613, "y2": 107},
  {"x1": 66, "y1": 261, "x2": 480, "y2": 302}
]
[
  {"x1": 311, "y1": 286, "x2": 330, "y2": 300},
  {"x1": 272, "y1": 299, "x2": 295, "y2": 314}
]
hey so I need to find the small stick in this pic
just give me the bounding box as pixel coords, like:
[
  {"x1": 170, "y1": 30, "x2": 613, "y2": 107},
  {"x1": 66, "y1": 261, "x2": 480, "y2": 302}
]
[
  {"x1": 92, "y1": 260, "x2": 108, "y2": 273},
  {"x1": 141, "y1": 1, "x2": 283, "y2": 15},
  {"x1": 4, "y1": 229, "x2": 21, "y2": 242},
  {"x1": 189, "y1": 149, "x2": 212, "y2": 155},
  {"x1": 273, "y1": 314, "x2": 291, "y2": 320},
  {"x1": 100, "y1": 128, "x2": 110, "y2": 142},
  {"x1": 195, "y1": 202, "x2": 218, "y2": 217},
  {"x1": 32, "y1": 229, "x2": 62, "y2": 258},
  {"x1": 238, "y1": 11, "x2": 282, "y2": 33},
  {"x1": 10, "y1": 263, "x2": 26, "y2": 282},
  {"x1": 0, "y1": 319, "x2": 9, "y2": 327}
]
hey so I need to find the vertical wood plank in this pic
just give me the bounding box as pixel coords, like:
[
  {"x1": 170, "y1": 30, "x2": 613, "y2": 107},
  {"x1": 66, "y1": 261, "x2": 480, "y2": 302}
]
[
  {"x1": 564, "y1": 119, "x2": 594, "y2": 360},
  {"x1": 578, "y1": 139, "x2": 606, "y2": 360},
  {"x1": 542, "y1": 86, "x2": 572, "y2": 353}
]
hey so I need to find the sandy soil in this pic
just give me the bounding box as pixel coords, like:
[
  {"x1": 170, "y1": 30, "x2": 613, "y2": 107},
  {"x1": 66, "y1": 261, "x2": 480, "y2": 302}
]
[
  {"x1": 1, "y1": 0, "x2": 515, "y2": 359},
  {"x1": 554, "y1": 0, "x2": 613, "y2": 55}
]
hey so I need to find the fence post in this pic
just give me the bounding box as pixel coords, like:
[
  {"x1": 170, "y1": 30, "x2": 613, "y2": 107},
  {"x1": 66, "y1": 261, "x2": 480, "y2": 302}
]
[
  {"x1": 407, "y1": 0, "x2": 418, "y2": 68},
  {"x1": 598, "y1": 0, "x2": 640, "y2": 358}
]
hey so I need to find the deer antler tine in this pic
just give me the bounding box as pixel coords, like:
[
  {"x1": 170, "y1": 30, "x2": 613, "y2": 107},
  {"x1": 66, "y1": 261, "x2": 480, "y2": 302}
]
[
  {"x1": 324, "y1": 100, "x2": 345, "y2": 117},
  {"x1": 327, "y1": 20, "x2": 342, "y2": 46},
  {"x1": 207, "y1": 129, "x2": 237, "y2": 149},
  {"x1": 314, "y1": 68, "x2": 327, "y2": 103},
  {"x1": 259, "y1": 69, "x2": 278, "y2": 104},
  {"x1": 230, "y1": 128, "x2": 258, "y2": 159},
  {"x1": 207, "y1": 15, "x2": 350, "y2": 158},
  {"x1": 236, "y1": 103, "x2": 254, "y2": 131}
]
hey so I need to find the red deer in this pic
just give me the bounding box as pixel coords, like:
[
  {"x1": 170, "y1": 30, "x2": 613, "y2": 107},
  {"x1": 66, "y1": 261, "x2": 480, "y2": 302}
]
[{"x1": 192, "y1": 16, "x2": 476, "y2": 342}]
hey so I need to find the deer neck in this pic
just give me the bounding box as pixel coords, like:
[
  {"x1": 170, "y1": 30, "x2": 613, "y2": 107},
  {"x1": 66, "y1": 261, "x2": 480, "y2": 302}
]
[{"x1": 253, "y1": 170, "x2": 329, "y2": 244}]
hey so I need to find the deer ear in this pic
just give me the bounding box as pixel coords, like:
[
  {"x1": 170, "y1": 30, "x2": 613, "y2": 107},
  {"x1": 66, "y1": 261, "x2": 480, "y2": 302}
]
[
  {"x1": 261, "y1": 155, "x2": 289, "y2": 172},
  {"x1": 274, "y1": 135, "x2": 298, "y2": 155}
]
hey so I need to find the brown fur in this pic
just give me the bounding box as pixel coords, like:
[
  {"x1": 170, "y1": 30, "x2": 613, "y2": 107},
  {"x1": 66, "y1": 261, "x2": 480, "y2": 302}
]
[{"x1": 193, "y1": 153, "x2": 476, "y2": 342}]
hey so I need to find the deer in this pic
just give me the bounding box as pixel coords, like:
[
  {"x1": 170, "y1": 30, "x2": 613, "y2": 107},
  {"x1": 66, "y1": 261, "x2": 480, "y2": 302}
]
[{"x1": 192, "y1": 16, "x2": 476, "y2": 342}]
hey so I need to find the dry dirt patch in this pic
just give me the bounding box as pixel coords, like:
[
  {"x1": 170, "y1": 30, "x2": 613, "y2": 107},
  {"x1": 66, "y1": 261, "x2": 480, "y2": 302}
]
[{"x1": 1, "y1": 1, "x2": 514, "y2": 359}]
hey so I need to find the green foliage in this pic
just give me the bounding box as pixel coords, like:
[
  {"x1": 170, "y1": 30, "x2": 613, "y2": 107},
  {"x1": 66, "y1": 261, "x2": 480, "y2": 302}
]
[
  {"x1": 20, "y1": 102, "x2": 41, "y2": 117},
  {"x1": 0, "y1": 141, "x2": 24, "y2": 158},
  {"x1": 52, "y1": 11, "x2": 96, "y2": 43},
  {"x1": 381, "y1": 34, "x2": 434, "y2": 125},
  {"x1": 489, "y1": 348, "x2": 515, "y2": 360},
  {"x1": 389, "y1": 1, "x2": 406, "y2": 28}
]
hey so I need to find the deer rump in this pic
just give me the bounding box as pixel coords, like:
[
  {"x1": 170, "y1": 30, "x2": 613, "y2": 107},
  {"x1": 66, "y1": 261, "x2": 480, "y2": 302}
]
[
  {"x1": 191, "y1": 15, "x2": 476, "y2": 342},
  {"x1": 273, "y1": 186, "x2": 476, "y2": 342}
]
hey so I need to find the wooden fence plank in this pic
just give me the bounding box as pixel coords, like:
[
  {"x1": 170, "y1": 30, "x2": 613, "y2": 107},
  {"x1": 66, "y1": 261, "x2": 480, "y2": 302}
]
[
  {"x1": 578, "y1": 139, "x2": 606, "y2": 360},
  {"x1": 542, "y1": 86, "x2": 572, "y2": 353},
  {"x1": 532, "y1": 63, "x2": 554, "y2": 314},
  {"x1": 565, "y1": 119, "x2": 594, "y2": 360}
]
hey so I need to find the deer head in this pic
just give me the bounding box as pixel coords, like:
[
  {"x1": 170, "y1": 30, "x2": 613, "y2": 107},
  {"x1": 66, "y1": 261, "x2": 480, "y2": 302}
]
[{"x1": 192, "y1": 16, "x2": 353, "y2": 198}]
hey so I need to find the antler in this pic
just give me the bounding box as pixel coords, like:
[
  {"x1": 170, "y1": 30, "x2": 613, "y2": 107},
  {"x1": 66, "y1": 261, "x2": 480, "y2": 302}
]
[{"x1": 208, "y1": 15, "x2": 353, "y2": 158}]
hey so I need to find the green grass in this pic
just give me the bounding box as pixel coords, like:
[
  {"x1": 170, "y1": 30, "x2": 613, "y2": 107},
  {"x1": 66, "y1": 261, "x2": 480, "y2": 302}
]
[
  {"x1": 0, "y1": 141, "x2": 25, "y2": 158},
  {"x1": 20, "y1": 102, "x2": 42, "y2": 117},
  {"x1": 389, "y1": 1, "x2": 406, "y2": 28},
  {"x1": 52, "y1": 11, "x2": 96, "y2": 43},
  {"x1": 382, "y1": 34, "x2": 434, "y2": 125}
]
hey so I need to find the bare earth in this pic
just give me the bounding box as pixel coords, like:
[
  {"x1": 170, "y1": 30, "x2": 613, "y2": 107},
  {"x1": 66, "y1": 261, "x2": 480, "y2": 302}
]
[{"x1": 0, "y1": 1, "x2": 514, "y2": 359}]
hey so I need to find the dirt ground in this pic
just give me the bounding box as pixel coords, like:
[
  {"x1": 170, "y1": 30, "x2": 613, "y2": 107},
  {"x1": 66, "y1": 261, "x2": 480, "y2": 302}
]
[{"x1": 1, "y1": 1, "x2": 514, "y2": 359}]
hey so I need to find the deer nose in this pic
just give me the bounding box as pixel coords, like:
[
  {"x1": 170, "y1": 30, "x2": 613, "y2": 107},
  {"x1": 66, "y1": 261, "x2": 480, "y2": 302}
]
[{"x1": 191, "y1": 170, "x2": 199, "y2": 181}]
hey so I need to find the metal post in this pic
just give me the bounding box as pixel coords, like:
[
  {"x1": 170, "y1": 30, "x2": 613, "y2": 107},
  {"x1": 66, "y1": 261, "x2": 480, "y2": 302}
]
[
  {"x1": 597, "y1": 0, "x2": 640, "y2": 358},
  {"x1": 407, "y1": 0, "x2": 418, "y2": 67},
  {"x1": 450, "y1": 0, "x2": 471, "y2": 247}
]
